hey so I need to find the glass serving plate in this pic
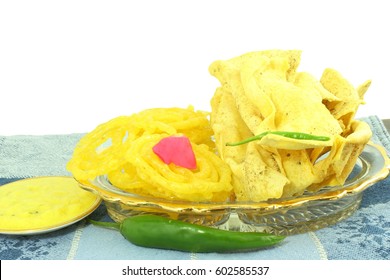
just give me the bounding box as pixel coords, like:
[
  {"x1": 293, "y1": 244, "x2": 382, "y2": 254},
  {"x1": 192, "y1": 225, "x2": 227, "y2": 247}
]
[{"x1": 79, "y1": 142, "x2": 390, "y2": 235}]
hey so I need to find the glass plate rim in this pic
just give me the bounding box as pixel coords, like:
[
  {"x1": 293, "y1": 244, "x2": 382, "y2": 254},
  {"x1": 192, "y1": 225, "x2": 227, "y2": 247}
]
[{"x1": 78, "y1": 142, "x2": 390, "y2": 213}]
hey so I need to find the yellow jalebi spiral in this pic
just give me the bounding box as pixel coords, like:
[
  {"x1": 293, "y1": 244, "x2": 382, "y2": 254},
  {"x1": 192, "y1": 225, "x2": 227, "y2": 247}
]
[
  {"x1": 118, "y1": 134, "x2": 232, "y2": 202},
  {"x1": 67, "y1": 106, "x2": 213, "y2": 181},
  {"x1": 67, "y1": 106, "x2": 232, "y2": 202},
  {"x1": 67, "y1": 116, "x2": 134, "y2": 184},
  {"x1": 131, "y1": 106, "x2": 215, "y2": 147}
]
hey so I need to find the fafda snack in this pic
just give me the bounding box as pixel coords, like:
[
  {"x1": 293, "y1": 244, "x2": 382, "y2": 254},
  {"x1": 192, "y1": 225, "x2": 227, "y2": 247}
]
[
  {"x1": 209, "y1": 49, "x2": 372, "y2": 201},
  {"x1": 67, "y1": 49, "x2": 372, "y2": 203}
]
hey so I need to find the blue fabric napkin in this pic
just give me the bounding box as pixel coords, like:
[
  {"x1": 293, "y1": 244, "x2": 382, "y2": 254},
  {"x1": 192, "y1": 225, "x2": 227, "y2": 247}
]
[{"x1": 1, "y1": 116, "x2": 389, "y2": 260}]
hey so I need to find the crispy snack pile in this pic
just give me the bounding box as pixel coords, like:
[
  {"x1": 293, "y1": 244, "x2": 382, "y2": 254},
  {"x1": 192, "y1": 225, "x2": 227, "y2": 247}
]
[
  {"x1": 68, "y1": 49, "x2": 373, "y2": 203},
  {"x1": 209, "y1": 50, "x2": 372, "y2": 202}
]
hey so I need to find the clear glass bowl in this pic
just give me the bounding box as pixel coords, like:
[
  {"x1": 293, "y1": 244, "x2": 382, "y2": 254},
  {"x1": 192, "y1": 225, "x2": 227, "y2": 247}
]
[{"x1": 78, "y1": 142, "x2": 390, "y2": 235}]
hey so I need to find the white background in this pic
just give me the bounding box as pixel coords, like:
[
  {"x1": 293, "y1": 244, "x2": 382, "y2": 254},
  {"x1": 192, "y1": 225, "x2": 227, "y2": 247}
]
[{"x1": 1, "y1": 0, "x2": 389, "y2": 135}]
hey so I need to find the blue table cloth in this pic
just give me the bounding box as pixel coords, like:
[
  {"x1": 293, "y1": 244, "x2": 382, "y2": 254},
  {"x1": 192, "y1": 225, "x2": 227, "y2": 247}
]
[{"x1": 1, "y1": 116, "x2": 390, "y2": 260}]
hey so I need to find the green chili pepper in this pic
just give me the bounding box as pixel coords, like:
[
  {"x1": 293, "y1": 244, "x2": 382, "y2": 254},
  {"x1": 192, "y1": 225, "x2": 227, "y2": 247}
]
[
  {"x1": 226, "y1": 131, "x2": 331, "y2": 146},
  {"x1": 88, "y1": 215, "x2": 285, "y2": 253}
]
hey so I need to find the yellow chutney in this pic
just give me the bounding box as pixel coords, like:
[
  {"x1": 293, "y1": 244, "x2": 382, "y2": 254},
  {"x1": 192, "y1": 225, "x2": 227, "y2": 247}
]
[{"x1": 0, "y1": 176, "x2": 100, "y2": 232}]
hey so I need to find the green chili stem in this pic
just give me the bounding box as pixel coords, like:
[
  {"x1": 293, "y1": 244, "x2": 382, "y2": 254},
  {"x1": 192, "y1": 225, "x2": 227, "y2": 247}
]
[
  {"x1": 88, "y1": 219, "x2": 121, "y2": 231},
  {"x1": 226, "y1": 131, "x2": 331, "y2": 146}
]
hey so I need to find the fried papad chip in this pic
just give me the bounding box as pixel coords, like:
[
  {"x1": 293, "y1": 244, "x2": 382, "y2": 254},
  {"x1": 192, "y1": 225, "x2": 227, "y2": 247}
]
[
  {"x1": 309, "y1": 120, "x2": 372, "y2": 191},
  {"x1": 210, "y1": 87, "x2": 252, "y2": 162},
  {"x1": 235, "y1": 143, "x2": 288, "y2": 201},
  {"x1": 210, "y1": 50, "x2": 343, "y2": 147},
  {"x1": 320, "y1": 68, "x2": 367, "y2": 131},
  {"x1": 278, "y1": 149, "x2": 317, "y2": 197},
  {"x1": 357, "y1": 80, "x2": 372, "y2": 100},
  {"x1": 209, "y1": 50, "x2": 303, "y2": 135},
  {"x1": 294, "y1": 72, "x2": 341, "y2": 103},
  {"x1": 210, "y1": 50, "x2": 372, "y2": 202},
  {"x1": 221, "y1": 49, "x2": 302, "y2": 82},
  {"x1": 210, "y1": 60, "x2": 268, "y2": 133}
]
